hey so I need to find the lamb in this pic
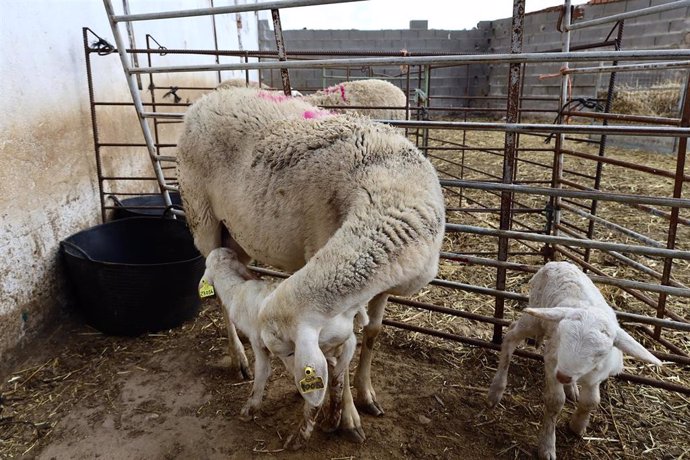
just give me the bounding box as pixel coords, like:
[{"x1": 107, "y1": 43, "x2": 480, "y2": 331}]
[
  {"x1": 302, "y1": 79, "x2": 407, "y2": 120},
  {"x1": 487, "y1": 261, "x2": 661, "y2": 460},
  {"x1": 215, "y1": 78, "x2": 270, "y2": 90},
  {"x1": 177, "y1": 87, "x2": 445, "y2": 447},
  {"x1": 200, "y1": 247, "x2": 368, "y2": 449}
]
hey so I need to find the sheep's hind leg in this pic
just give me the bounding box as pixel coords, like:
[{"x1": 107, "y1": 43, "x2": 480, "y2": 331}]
[
  {"x1": 240, "y1": 343, "x2": 270, "y2": 420},
  {"x1": 221, "y1": 304, "x2": 252, "y2": 380},
  {"x1": 354, "y1": 293, "x2": 388, "y2": 416}
]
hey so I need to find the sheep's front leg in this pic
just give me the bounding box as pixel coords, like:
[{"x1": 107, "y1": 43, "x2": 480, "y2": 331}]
[
  {"x1": 322, "y1": 335, "x2": 365, "y2": 443},
  {"x1": 354, "y1": 293, "x2": 388, "y2": 416},
  {"x1": 568, "y1": 381, "x2": 600, "y2": 436},
  {"x1": 221, "y1": 304, "x2": 252, "y2": 380},
  {"x1": 284, "y1": 403, "x2": 320, "y2": 450},
  {"x1": 538, "y1": 359, "x2": 565, "y2": 460},
  {"x1": 239, "y1": 344, "x2": 271, "y2": 421},
  {"x1": 487, "y1": 315, "x2": 540, "y2": 407}
]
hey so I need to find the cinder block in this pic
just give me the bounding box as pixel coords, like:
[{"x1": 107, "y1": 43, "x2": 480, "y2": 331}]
[
  {"x1": 668, "y1": 18, "x2": 690, "y2": 33},
  {"x1": 384, "y1": 30, "x2": 402, "y2": 39},
  {"x1": 625, "y1": 0, "x2": 652, "y2": 11},
  {"x1": 643, "y1": 21, "x2": 675, "y2": 35},
  {"x1": 660, "y1": 6, "x2": 689, "y2": 20},
  {"x1": 654, "y1": 34, "x2": 682, "y2": 47},
  {"x1": 603, "y1": 2, "x2": 627, "y2": 16}
]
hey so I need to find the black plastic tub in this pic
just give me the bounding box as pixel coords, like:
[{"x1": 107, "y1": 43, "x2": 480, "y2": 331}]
[
  {"x1": 60, "y1": 217, "x2": 204, "y2": 336},
  {"x1": 110, "y1": 193, "x2": 184, "y2": 221}
]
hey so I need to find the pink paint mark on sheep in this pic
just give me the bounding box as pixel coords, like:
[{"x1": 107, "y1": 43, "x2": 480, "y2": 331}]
[
  {"x1": 257, "y1": 91, "x2": 290, "y2": 103},
  {"x1": 323, "y1": 84, "x2": 348, "y2": 102},
  {"x1": 303, "y1": 109, "x2": 333, "y2": 119}
]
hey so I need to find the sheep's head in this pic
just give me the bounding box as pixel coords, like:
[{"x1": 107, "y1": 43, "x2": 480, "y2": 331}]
[
  {"x1": 200, "y1": 247, "x2": 256, "y2": 291},
  {"x1": 260, "y1": 304, "x2": 328, "y2": 408},
  {"x1": 524, "y1": 306, "x2": 661, "y2": 383}
]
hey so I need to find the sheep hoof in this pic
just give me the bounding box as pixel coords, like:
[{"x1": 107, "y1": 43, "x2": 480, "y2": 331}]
[
  {"x1": 537, "y1": 445, "x2": 557, "y2": 460},
  {"x1": 239, "y1": 363, "x2": 253, "y2": 381},
  {"x1": 283, "y1": 433, "x2": 307, "y2": 451},
  {"x1": 357, "y1": 400, "x2": 384, "y2": 417},
  {"x1": 341, "y1": 426, "x2": 366, "y2": 444},
  {"x1": 320, "y1": 411, "x2": 342, "y2": 433}
]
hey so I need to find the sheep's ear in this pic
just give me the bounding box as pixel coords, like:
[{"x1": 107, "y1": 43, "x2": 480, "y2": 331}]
[
  {"x1": 523, "y1": 307, "x2": 571, "y2": 322},
  {"x1": 293, "y1": 329, "x2": 328, "y2": 407},
  {"x1": 614, "y1": 329, "x2": 662, "y2": 365}
]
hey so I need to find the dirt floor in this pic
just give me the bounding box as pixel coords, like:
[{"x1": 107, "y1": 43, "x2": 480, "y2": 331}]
[{"x1": 2, "y1": 301, "x2": 689, "y2": 460}]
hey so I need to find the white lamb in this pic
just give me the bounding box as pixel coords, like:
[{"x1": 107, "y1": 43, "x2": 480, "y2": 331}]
[
  {"x1": 177, "y1": 87, "x2": 444, "y2": 447},
  {"x1": 200, "y1": 247, "x2": 368, "y2": 449},
  {"x1": 302, "y1": 79, "x2": 407, "y2": 120},
  {"x1": 487, "y1": 261, "x2": 662, "y2": 460}
]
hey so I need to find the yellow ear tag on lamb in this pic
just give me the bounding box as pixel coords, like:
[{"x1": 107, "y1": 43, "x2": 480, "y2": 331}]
[
  {"x1": 199, "y1": 279, "x2": 216, "y2": 299},
  {"x1": 299, "y1": 366, "x2": 324, "y2": 394}
]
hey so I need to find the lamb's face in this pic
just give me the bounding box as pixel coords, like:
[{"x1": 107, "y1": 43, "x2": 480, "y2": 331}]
[{"x1": 554, "y1": 310, "x2": 616, "y2": 383}]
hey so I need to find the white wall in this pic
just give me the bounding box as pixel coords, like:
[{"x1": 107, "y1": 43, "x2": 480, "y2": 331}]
[{"x1": 0, "y1": 0, "x2": 266, "y2": 366}]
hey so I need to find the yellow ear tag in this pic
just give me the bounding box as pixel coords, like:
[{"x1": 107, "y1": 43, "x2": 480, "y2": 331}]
[
  {"x1": 199, "y1": 279, "x2": 216, "y2": 299},
  {"x1": 299, "y1": 365, "x2": 324, "y2": 394}
]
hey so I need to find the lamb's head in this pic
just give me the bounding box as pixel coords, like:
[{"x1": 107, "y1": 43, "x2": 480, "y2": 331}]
[
  {"x1": 259, "y1": 297, "x2": 328, "y2": 408},
  {"x1": 200, "y1": 247, "x2": 255, "y2": 291},
  {"x1": 524, "y1": 306, "x2": 661, "y2": 384}
]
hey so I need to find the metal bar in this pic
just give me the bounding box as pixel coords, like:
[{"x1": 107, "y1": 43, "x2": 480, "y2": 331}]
[
  {"x1": 566, "y1": 60, "x2": 690, "y2": 75},
  {"x1": 129, "y1": 50, "x2": 690, "y2": 74},
  {"x1": 141, "y1": 112, "x2": 185, "y2": 118},
  {"x1": 561, "y1": 148, "x2": 689, "y2": 181},
  {"x1": 561, "y1": 203, "x2": 663, "y2": 248},
  {"x1": 270, "y1": 9, "x2": 292, "y2": 96},
  {"x1": 494, "y1": 0, "x2": 525, "y2": 343},
  {"x1": 443, "y1": 252, "x2": 690, "y2": 300},
  {"x1": 561, "y1": 110, "x2": 680, "y2": 126},
  {"x1": 446, "y1": 224, "x2": 690, "y2": 260},
  {"x1": 112, "y1": 0, "x2": 367, "y2": 22},
  {"x1": 566, "y1": 0, "x2": 690, "y2": 31},
  {"x1": 438, "y1": 179, "x2": 690, "y2": 209},
  {"x1": 388, "y1": 297, "x2": 511, "y2": 327},
  {"x1": 103, "y1": 0, "x2": 174, "y2": 210},
  {"x1": 83, "y1": 28, "x2": 106, "y2": 223},
  {"x1": 655, "y1": 73, "x2": 690, "y2": 338}
]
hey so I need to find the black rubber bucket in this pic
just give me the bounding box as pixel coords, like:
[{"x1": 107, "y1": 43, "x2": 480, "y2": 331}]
[
  {"x1": 110, "y1": 193, "x2": 184, "y2": 221},
  {"x1": 60, "y1": 217, "x2": 204, "y2": 336}
]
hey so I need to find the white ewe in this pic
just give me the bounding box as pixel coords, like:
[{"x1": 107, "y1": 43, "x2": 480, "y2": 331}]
[
  {"x1": 177, "y1": 87, "x2": 444, "y2": 446},
  {"x1": 487, "y1": 261, "x2": 661, "y2": 460},
  {"x1": 200, "y1": 247, "x2": 367, "y2": 449},
  {"x1": 302, "y1": 79, "x2": 407, "y2": 120}
]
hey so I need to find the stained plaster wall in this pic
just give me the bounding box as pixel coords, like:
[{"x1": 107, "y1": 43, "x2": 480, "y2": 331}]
[{"x1": 0, "y1": 0, "x2": 265, "y2": 371}]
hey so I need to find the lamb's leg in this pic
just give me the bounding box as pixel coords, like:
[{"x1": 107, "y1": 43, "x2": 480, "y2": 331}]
[
  {"x1": 564, "y1": 382, "x2": 579, "y2": 402},
  {"x1": 538, "y1": 359, "x2": 565, "y2": 460},
  {"x1": 487, "y1": 315, "x2": 540, "y2": 407},
  {"x1": 568, "y1": 381, "x2": 600, "y2": 436},
  {"x1": 354, "y1": 293, "x2": 388, "y2": 416},
  {"x1": 240, "y1": 343, "x2": 271, "y2": 420},
  {"x1": 284, "y1": 403, "x2": 320, "y2": 450},
  {"x1": 220, "y1": 304, "x2": 252, "y2": 380}
]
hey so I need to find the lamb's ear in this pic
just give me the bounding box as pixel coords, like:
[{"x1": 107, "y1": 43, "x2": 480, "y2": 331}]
[
  {"x1": 293, "y1": 328, "x2": 328, "y2": 407},
  {"x1": 614, "y1": 329, "x2": 662, "y2": 365},
  {"x1": 523, "y1": 307, "x2": 572, "y2": 322},
  {"x1": 237, "y1": 264, "x2": 259, "y2": 281}
]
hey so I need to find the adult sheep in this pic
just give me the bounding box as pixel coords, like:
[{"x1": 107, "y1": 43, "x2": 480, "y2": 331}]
[
  {"x1": 302, "y1": 79, "x2": 407, "y2": 120},
  {"x1": 177, "y1": 87, "x2": 444, "y2": 445}
]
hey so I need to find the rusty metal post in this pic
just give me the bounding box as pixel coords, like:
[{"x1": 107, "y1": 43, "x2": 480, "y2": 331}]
[
  {"x1": 493, "y1": 0, "x2": 525, "y2": 344},
  {"x1": 584, "y1": 21, "x2": 624, "y2": 266},
  {"x1": 83, "y1": 28, "x2": 107, "y2": 223},
  {"x1": 655, "y1": 73, "x2": 690, "y2": 338},
  {"x1": 271, "y1": 8, "x2": 292, "y2": 96},
  {"x1": 550, "y1": 0, "x2": 572, "y2": 241}
]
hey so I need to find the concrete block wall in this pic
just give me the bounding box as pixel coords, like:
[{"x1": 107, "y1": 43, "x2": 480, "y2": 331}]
[
  {"x1": 259, "y1": 21, "x2": 492, "y2": 110},
  {"x1": 260, "y1": 0, "x2": 689, "y2": 120}
]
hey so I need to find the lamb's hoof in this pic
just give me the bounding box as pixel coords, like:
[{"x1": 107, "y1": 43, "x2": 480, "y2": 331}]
[
  {"x1": 487, "y1": 390, "x2": 503, "y2": 408},
  {"x1": 341, "y1": 426, "x2": 366, "y2": 444},
  {"x1": 320, "y1": 411, "x2": 342, "y2": 433},
  {"x1": 357, "y1": 400, "x2": 384, "y2": 416},
  {"x1": 283, "y1": 433, "x2": 307, "y2": 451},
  {"x1": 537, "y1": 445, "x2": 557, "y2": 460},
  {"x1": 564, "y1": 383, "x2": 579, "y2": 402},
  {"x1": 239, "y1": 404, "x2": 256, "y2": 422},
  {"x1": 568, "y1": 418, "x2": 587, "y2": 437},
  {"x1": 239, "y1": 363, "x2": 252, "y2": 381}
]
